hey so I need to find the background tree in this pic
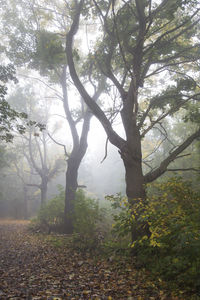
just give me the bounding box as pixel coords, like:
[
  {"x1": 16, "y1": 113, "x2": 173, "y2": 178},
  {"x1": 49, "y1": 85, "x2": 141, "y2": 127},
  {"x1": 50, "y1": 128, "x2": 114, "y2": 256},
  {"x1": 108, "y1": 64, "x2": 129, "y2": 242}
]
[
  {"x1": 8, "y1": 85, "x2": 64, "y2": 206},
  {"x1": 0, "y1": 63, "x2": 45, "y2": 142},
  {"x1": 65, "y1": 0, "x2": 200, "y2": 241},
  {"x1": 0, "y1": 64, "x2": 28, "y2": 142},
  {"x1": 1, "y1": 0, "x2": 105, "y2": 232}
]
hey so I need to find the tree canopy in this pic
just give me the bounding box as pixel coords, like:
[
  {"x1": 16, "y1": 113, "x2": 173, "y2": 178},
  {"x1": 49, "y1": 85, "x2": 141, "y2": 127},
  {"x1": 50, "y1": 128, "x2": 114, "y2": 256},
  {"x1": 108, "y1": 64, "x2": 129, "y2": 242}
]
[
  {"x1": 66, "y1": 0, "x2": 200, "y2": 183},
  {"x1": 0, "y1": 64, "x2": 28, "y2": 142},
  {"x1": 1, "y1": 0, "x2": 200, "y2": 238}
]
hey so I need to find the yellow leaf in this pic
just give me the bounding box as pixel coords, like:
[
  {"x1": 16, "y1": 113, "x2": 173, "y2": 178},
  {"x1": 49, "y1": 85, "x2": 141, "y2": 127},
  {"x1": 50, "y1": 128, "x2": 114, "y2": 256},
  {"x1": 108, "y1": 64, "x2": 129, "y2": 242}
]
[{"x1": 83, "y1": 290, "x2": 91, "y2": 295}]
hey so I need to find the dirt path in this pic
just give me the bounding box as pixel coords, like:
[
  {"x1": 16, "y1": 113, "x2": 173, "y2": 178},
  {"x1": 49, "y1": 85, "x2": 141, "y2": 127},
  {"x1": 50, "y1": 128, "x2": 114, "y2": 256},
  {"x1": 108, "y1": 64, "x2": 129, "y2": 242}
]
[{"x1": 0, "y1": 220, "x2": 163, "y2": 299}]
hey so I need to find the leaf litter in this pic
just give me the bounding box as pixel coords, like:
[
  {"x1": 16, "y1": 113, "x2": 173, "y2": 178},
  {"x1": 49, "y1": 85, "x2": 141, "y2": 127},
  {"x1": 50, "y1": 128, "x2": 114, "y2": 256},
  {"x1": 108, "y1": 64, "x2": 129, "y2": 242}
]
[{"x1": 0, "y1": 220, "x2": 172, "y2": 299}]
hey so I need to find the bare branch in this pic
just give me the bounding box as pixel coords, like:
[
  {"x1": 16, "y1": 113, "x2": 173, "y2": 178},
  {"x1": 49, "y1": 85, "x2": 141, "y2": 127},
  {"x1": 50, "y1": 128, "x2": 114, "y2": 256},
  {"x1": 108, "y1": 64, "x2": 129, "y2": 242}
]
[
  {"x1": 101, "y1": 137, "x2": 109, "y2": 163},
  {"x1": 48, "y1": 132, "x2": 69, "y2": 158},
  {"x1": 18, "y1": 74, "x2": 63, "y2": 100},
  {"x1": 78, "y1": 184, "x2": 87, "y2": 188},
  {"x1": 66, "y1": 0, "x2": 126, "y2": 150},
  {"x1": 27, "y1": 131, "x2": 42, "y2": 176},
  {"x1": 60, "y1": 65, "x2": 79, "y2": 148},
  {"x1": 26, "y1": 183, "x2": 40, "y2": 188},
  {"x1": 174, "y1": 153, "x2": 191, "y2": 159},
  {"x1": 167, "y1": 168, "x2": 199, "y2": 172},
  {"x1": 141, "y1": 93, "x2": 200, "y2": 138},
  {"x1": 144, "y1": 128, "x2": 200, "y2": 183}
]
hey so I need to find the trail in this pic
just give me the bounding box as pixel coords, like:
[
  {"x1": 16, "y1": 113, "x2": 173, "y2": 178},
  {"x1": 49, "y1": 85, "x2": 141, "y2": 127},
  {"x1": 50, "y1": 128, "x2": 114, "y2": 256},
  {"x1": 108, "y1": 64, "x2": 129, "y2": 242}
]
[{"x1": 0, "y1": 220, "x2": 163, "y2": 299}]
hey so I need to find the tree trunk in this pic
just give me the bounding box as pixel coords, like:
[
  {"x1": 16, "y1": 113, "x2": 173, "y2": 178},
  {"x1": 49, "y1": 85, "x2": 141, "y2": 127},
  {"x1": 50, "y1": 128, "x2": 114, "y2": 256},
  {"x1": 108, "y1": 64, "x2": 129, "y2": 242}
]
[
  {"x1": 64, "y1": 157, "x2": 79, "y2": 233},
  {"x1": 23, "y1": 185, "x2": 28, "y2": 219},
  {"x1": 121, "y1": 124, "x2": 150, "y2": 243},
  {"x1": 124, "y1": 158, "x2": 148, "y2": 243},
  {"x1": 40, "y1": 177, "x2": 48, "y2": 206}
]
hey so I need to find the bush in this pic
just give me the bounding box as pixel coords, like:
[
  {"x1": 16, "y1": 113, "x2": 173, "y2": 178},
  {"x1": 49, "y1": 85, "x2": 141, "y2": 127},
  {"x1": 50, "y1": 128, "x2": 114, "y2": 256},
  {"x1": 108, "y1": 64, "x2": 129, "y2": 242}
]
[
  {"x1": 72, "y1": 189, "x2": 105, "y2": 250},
  {"x1": 37, "y1": 185, "x2": 65, "y2": 231},
  {"x1": 35, "y1": 186, "x2": 105, "y2": 250},
  {"x1": 108, "y1": 178, "x2": 200, "y2": 295},
  {"x1": 104, "y1": 193, "x2": 132, "y2": 253},
  {"x1": 143, "y1": 177, "x2": 200, "y2": 294}
]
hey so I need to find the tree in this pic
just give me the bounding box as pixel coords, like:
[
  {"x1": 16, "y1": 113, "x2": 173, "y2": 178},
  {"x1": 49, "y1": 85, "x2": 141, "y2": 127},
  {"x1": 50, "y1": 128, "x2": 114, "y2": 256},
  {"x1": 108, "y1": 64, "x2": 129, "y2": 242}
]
[
  {"x1": 1, "y1": 0, "x2": 104, "y2": 232},
  {"x1": 8, "y1": 85, "x2": 64, "y2": 206},
  {"x1": 0, "y1": 145, "x2": 31, "y2": 219},
  {"x1": 0, "y1": 64, "x2": 27, "y2": 142},
  {"x1": 23, "y1": 129, "x2": 63, "y2": 205},
  {"x1": 0, "y1": 63, "x2": 45, "y2": 142},
  {"x1": 33, "y1": 32, "x2": 105, "y2": 230},
  {"x1": 147, "y1": 112, "x2": 200, "y2": 184},
  {"x1": 65, "y1": 0, "x2": 200, "y2": 241},
  {"x1": 59, "y1": 66, "x2": 105, "y2": 232}
]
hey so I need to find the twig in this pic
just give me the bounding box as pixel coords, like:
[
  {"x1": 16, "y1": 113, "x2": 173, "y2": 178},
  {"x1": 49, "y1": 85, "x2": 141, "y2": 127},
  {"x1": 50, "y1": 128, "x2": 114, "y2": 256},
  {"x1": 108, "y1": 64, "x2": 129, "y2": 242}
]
[
  {"x1": 47, "y1": 132, "x2": 69, "y2": 158},
  {"x1": 18, "y1": 74, "x2": 63, "y2": 100},
  {"x1": 101, "y1": 137, "x2": 109, "y2": 163},
  {"x1": 167, "y1": 168, "x2": 199, "y2": 172}
]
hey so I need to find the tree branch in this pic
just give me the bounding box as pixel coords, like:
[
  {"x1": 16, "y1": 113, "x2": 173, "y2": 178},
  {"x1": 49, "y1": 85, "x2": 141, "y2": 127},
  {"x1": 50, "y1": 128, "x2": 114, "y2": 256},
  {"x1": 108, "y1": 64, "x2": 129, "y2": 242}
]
[
  {"x1": 26, "y1": 183, "x2": 40, "y2": 188},
  {"x1": 48, "y1": 132, "x2": 69, "y2": 158},
  {"x1": 27, "y1": 131, "x2": 42, "y2": 176},
  {"x1": 141, "y1": 93, "x2": 200, "y2": 138},
  {"x1": 18, "y1": 74, "x2": 63, "y2": 100},
  {"x1": 65, "y1": 0, "x2": 126, "y2": 151},
  {"x1": 101, "y1": 137, "x2": 109, "y2": 163},
  {"x1": 144, "y1": 128, "x2": 200, "y2": 183},
  {"x1": 60, "y1": 65, "x2": 79, "y2": 149},
  {"x1": 166, "y1": 168, "x2": 199, "y2": 172}
]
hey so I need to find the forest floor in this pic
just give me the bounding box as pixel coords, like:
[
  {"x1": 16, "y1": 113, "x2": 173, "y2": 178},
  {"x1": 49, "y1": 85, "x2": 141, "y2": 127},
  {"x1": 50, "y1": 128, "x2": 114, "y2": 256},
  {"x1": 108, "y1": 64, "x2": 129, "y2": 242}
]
[{"x1": 0, "y1": 219, "x2": 177, "y2": 300}]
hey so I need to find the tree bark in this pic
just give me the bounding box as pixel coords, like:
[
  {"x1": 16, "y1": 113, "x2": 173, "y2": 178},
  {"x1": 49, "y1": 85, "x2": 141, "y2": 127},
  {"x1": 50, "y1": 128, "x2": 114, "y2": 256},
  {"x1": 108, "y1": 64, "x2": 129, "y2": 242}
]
[
  {"x1": 40, "y1": 176, "x2": 48, "y2": 205},
  {"x1": 60, "y1": 62, "x2": 104, "y2": 233},
  {"x1": 23, "y1": 185, "x2": 28, "y2": 220},
  {"x1": 63, "y1": 113, "x2": 91, "y2": 233},
  {"x1": 120, "y1": 122, "x2": 150, "y2": 243},
  {"x1": 64, "y1": 157, "x2": 78, "y2": 233}
]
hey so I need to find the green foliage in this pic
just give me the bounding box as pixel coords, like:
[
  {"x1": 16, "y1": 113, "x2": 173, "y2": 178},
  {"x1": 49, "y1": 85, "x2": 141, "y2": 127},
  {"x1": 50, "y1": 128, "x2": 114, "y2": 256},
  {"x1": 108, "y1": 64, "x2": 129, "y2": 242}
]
[
  {"x1": 0, "y1": 146, "x2": 14, "y2": 169},
  {"x1": 139, "y1": 178, "x2": 200, "y2": 295},
  {"x1": 0, "y1": 64, "x2": 28, "y2": 142},
  {"x1": 184, "y1": 102, "x2": 200, "y2": 124},
  {"x1": 0, "y1": 64, "x2": 45, "y2": 142},
  {"x1": 106, "y1": 193, "x2": 132, "y2": 239},
  {"x1": 108, "y1": 178, "x2": 200, "y2": 295},
  {"x1": 104, "y1": 194, "x2": 134, "y2": 257},
  {"x1": 73, "y1": 189, "x2": 104, "y2": 250},
  {"x1": 37, "y1": 185, "x2": 65, "y2": 228},
  {"x1": 36, "y1": 186, "x2": 104, "y2": 250},
  {"x1": 31, "y1": 30, "x2": 66, "y2": 76}
]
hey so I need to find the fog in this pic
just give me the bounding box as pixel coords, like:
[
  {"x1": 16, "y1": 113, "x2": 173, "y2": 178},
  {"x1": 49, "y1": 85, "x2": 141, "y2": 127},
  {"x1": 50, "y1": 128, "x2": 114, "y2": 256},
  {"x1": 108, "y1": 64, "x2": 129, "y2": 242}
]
[
  {"x1": 0, "y1": 81, "x2": 126, "y2": 218},
  {"x1": 0, "y1": 0, "x2": 199, "y2": 221}
]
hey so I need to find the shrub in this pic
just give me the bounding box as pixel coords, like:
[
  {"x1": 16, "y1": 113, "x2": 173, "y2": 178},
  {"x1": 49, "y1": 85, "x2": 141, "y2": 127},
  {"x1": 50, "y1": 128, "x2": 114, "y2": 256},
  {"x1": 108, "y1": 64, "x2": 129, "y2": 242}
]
[
  {"x1": 37, "y1": 185, "x2": 65, "y2": 231},
  {"x1": 142, "y1": 177, "x2": 200, "y2": 294},
  {"x1": 108, "y1": 178, "x2": 200, "y2": 295},
  {"x1": 72, "y1": 189, "x2": 105, "y2": 250},
  {"x1": 104, "y1": 193, "x2": 132, "y2": 255},
  {"x1": 35, "y1": 186, "x2": 105, "y2": 250}
]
